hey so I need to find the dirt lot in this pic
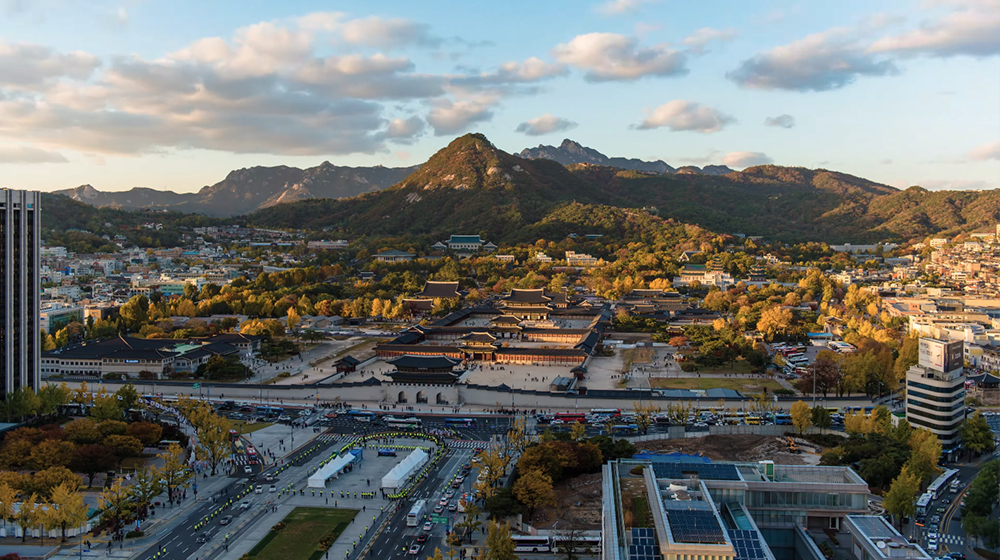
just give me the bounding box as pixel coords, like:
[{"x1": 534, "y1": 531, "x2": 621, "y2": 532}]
[
  {"x1": 533, "y1": 472, "x2": 604, "y2": 530},
  {"x1": 634, "y1": 434, "x2": 817, "y2": 465}
]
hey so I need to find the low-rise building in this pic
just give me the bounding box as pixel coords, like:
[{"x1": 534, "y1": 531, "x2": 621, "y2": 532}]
[{"x1": 40, "y1": 302, "x2": 84, "y2": 334}]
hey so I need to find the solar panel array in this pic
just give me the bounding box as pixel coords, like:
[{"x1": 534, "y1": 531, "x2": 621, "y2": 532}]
[
  {"x1": 651, "y1": 463, "x2": 740, "y2": 481},
  {"x1": 729, "y1": 529, "x2": 767, "y2": 560},
  {"x1": 629, "y1": 528, "x2": 663, "y2": 560},
  {"x1": 667, "y1": 510, "x2": 727, "y2": 544}
]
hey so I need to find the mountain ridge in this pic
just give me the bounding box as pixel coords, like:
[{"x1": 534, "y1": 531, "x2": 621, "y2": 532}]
[{"x1": 518, "y1": 138, "x2": 735, "y2": 175}]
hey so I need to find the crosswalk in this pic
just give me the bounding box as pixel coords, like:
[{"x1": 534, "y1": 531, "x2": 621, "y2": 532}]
[
  {"x1": 931, "y1": 534, "x2": 964, "y2": 546},
  {"x1": 448, "y1": 440, "x2": 489, "y2": 449}
]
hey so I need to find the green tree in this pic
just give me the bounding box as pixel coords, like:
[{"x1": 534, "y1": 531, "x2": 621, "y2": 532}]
[
  {"x1": 905, "y1": 428, "x2": 942, "y2": 485},
  {"x1": 882, "y1": 466, "x2": 919, "y2": 527},
  {"x1": 36, "y1": 383, "x2": 71, "y2": 417},
  {"x1": 115, "y1": 384, "x2": 140, "y2": 413},
  {"x1": 64, "y1": 418, "x2": 102, "y2": 445},
  {"x1": 810, "y1": 406, "x2": 832, "y2": 429},
  {"x1": 960, "y1": 412, "x2": 996, "y2": 457},
  {"x1": 119, "y1": 295, "x2": 149, "y2": 331},
  {"x1": 790, "y1": 400, "x2": 812, "y2": 434},
  {"x1": 98, "y1": 477, "x2": 134, "y2": 527}
]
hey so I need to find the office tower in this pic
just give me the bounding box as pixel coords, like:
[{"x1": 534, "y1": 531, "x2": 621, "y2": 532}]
[
  {"x1": 905, "y1": 338, "x2": 966, "y2": 450},
  {"x1": 1, "y1": 189, "x2": 41, "y2": 399}
]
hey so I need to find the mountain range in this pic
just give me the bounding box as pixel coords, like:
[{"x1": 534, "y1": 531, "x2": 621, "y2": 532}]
[
  {"x1": 55, "y1": 162, "x2": 418, "y2": 217},
  {"x1": 41, "y1": 133, "x2": 1000, "y2": 245},
  {"x1": 518, "y1": 138, "x2": 734, "y2": 175},
  {"x1": 246, "y1": 134, "x2": 1000, "y2": 244}
]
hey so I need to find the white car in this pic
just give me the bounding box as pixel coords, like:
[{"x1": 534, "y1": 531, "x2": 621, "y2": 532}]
[
  {"x1": 244, "y1": 466, "x2": 253, "y2": 474},
  {"x1": 408, "y1": 544, "x2": 422, "y2": 555},
  {"x1": 927, "y1": 540, "x2": 938, "y2": 552}
]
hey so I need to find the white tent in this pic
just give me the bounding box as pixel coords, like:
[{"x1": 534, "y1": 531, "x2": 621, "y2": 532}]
[
  {"x1": 308, "y1": 452, "x2": 355, "y2": 488},
  {"x1": 381, "y1": 448, "x2": 429, "y2": 489}
]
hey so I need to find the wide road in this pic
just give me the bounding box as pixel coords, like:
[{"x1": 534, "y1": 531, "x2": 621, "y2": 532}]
[{"x1": 133, "y1": 432, "x2": 343, "y2": 560}]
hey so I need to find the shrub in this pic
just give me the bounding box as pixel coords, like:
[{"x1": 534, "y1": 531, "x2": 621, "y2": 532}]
[
  {"x1": 278, "y1": 372, "x2": 291, "y2": 378},
  {"x1": 270, "y1": 522, "x2": 286, "y2": 533},
  {"x1": 773, "y1": 388, "x2": 795, "y2": 396},
  {"x1": 629, "y1": 465, "x2": 645, "y2": 476},
  {"x1": 125, "y1": 530, "x2": 144, "y2": 538}
]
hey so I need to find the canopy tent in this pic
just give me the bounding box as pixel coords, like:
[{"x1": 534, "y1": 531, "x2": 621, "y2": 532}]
[
  {"x1": 308, "y1": 452, "x2": 355, "y2": 488},
  {"x1": 380, "y1": 448, "x2": 429, "y2": 489}
]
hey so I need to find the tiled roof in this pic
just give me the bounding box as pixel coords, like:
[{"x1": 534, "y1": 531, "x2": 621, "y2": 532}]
[
  {"x1": 387, "y1": 354, "x2": 463, "y2": 370},
  {"x1": 418, "y1": 281, "x2": 461, "y2": 299},
  {"x1": 503, "y1": 289, "x2": 551, "y2": 304}
]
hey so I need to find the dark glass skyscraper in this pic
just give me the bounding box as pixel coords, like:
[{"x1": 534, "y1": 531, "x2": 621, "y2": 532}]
[{"x1": 1, "y1": 189, "x2": 41, "y2": 399}]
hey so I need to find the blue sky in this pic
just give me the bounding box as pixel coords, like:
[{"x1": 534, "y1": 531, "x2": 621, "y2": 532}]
[{"x1": 1, "y1": 0, "x2": 997, "y2": 193}]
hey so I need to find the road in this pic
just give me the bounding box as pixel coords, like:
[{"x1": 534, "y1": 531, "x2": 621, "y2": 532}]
[
  {"x1": 910, "y1": 464, "x2": 980, "y2": 556},
  {"x1": 133, "y1": 432, "x2": 343, "y2": 560}
]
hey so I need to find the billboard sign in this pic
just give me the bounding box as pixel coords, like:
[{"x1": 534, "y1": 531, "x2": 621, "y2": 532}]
[{"x1": 918, "y1": 339, "x2": 963, "y2": 372}]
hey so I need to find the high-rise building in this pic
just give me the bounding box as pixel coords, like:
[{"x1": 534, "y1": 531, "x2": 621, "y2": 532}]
[
  {"x1": 1, "y1": 189, "x2": 41, "y2": 399},
  {"x1": 905, "y1": 338, "x2": 966, "y2": 450}
]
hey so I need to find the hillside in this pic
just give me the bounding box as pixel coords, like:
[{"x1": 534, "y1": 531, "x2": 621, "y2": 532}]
[
  {"x1": 248, "y1": 134, "x2": 1000, "y2": 244},
  {"x1": 54, "y1": 161, "x2": 419, "y2": 217},
  {"x1": 248, "y1": 134, "x2": 625, "y2": 241}
]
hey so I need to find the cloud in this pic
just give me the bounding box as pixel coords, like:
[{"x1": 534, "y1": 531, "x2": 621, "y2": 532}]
[
  {"x1": 869, "y1": 1, "x2": 1000, "y2": 58},
  {"x1": 426, "y1": 95, "x2": 497, "y2": 135},
  {"x1": 515, "y1": 114, "x2": 578, "y2": 136},
  {"x1": 969, "y1": 141, "x2": 1000, "y2": 160},
  {"x1": 552, "y1": 33, "x2": 687, "y2": 81},
  {"x1": 0, "y1": 145, "x2": 68, "y2": 163},
  {"x1": 384, "y1": 116, "x2": 426, "y2": 143},
  {"x1": 722, "y1": 152, "x2": 773, "y2": 168},
  {"x1": 764, "y1": 114, "x2": 796, "y2": 128},
  {"x1": 635, "y1": 100, "x2": 734, "y2": 133},
  {"x1": 683, "y1": 28, "x2": 736, "y2": 52},
  {"x1": 453, "y1": 57, "x2": 567, "y2": 87},
  {"x1": 0, "y1": 42, "x2": 101, "y2": 88},
  {"x1": 596, "y1": 0, "x2": 658, "y2": 16},
  {"x1": 338, "y1": 17, "x2": 443, "y2": 49},
  {"x1": 727, "y1": 28, "x2": 899, "y2": 91}
]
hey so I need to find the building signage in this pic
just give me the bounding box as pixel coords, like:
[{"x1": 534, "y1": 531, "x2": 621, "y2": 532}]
[{"x1": 918, "y1": 339, "x2": 963, "y2": 372}]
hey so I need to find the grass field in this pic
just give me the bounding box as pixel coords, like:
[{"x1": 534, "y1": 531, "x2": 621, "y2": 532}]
[
  {"x1": 233, "y1": 421, "x2": 274, "y2": 434},
  {"x1": 248, "y1": 507, "x2": 357, "y2": 560},
  {"x1": 650, "y1": 377, "x2": 784, "y2": 393}
]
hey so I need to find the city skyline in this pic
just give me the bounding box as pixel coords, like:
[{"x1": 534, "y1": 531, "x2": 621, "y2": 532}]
[{"x1": 0, "y1": 0, "x2": 997, "y2": 194}]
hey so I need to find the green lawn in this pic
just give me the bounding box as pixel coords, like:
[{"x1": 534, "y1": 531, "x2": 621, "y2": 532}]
[
  {"x1": 651, "y1": 376, "x2": 784, "y2": 393},
  {"x1": 248, "y1": 507, "x2": 357, "y2": 560},
  {"x1": 233, "y1": 421, "x2": 274, "y2": 435}
]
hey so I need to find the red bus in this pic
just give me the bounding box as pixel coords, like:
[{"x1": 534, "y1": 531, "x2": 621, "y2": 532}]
[{"x1": 554, "y1": 412, "x2": 586, "y2": 423}]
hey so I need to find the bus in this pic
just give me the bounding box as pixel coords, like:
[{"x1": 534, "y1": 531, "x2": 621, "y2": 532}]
[
  {"x1": 511, "y1": 536, "x2": 551, "y2": 553},
  {"x1": 256, "y1": 405, "x2": 284, "y2": 418},
  {"x1": 926, "y1": 468, "x2": 960, "y2": 499},
  {"x1": 554, "y1": 412, "x2": 587, "y2": 423},
  {"x1": 552, "y1": 535, "x2": 602, "y2": 554},
  {"x1": 949, "y1": 478, "x2": 961, "y2": 494},
  {"x1": 377, "y1": 448, "x2": 397, "y2": 457},
  {"x1": 233, "y1": 440, "x2": 246, "y2": 454},
  {"x1": 590, "y1": 408, "x2": 621, "y2": 417},
  {"x1": 385, "y1": 416, "x2": 423, "y2": 429},
  {"x1": 348, "y1": 410, "x2": 378, "y2": 422},
  {"x1": 775, "y1": 414, "x2": 792, "y2": 425},
  {"x1": 915, "y1": 493, "x2": 932, "y2": 523},
  {"x1": 406, "y1": 499, "x2": 427, "y2": 527},
  {"x1": 745, "y1": 416, "x2": 762, "y2": 425},
  {"x1": 229, "y1": 429, "x2": 240, "y2": 442},
  {"x1": 610, "y1": 424, "x2": 639, "y2": 434},
  {"x1": 444, "y1": 418, "x2": 477, "y2": 428}
]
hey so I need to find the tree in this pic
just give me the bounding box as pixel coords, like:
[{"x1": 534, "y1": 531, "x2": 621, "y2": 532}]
[
  {"x1": 15, "y1": 494, "x2": 40, "y2": 542},
  {"x1": 90, "y1": 392, "x2": 123, "y2": 422},
  {"x1": 0, "y1": 482, "x2": 16, "y2": 536},
  {"x1": 115, "y1": 384, "x2": 140, "y2": 413},
  {"x1": 633, "y1": 401, "x2": 660, "y2": 435},
  {"x1": 756, "y1": 306, "x2": 793, "y2": 341},
  {"x1": 506, "y1": 416, "x2": 534, "y2": 456},
  {"x1": 796, "y1": 353, "x2": 840, "y2": 397},
  {"x1": 905, "y1": 428, "x2": 942, "y2": 485},
  {"x1": 512, "y1": 468, "x2": 556, "y2": 522},
  {"x1": 47, "y1": 481, "x2": 89, "y2": 542},
  {"x1": 810, "y1": 406, "x2": 832, "y2": 429},
  {"x1": 483, "y1": 487, "x2": 521, "y2": 519},
  {"x1": 426, "y1": 547, "x2": 445, "y2": 560},
  {"x1": 119, "y1": 295, "x2": 149, "y2": 331},
  {"x1": 569, "y1": 422, "x2": 586, "y2": 442},
  {"x1": 960, "y1": 412, "x2": 996, "y2": 457},
  {"x1": 748, "y1": 393, "x2": 776, "y2": 417},
  {"x1": 98, "y1": 477, "x2": 134, "y2": 528},
  {"x1": 128, "y1": 467, "x2": 163, "y2": 520},
  {"x1": 64, "y1": 418, "x2": 102, "y2": 445},
  {"x1": 158, "y1": 443, "x2": 191, "y2": 506},
  {"x1": 71, "y1": 444, "x2": 118, "y2": 488},
  {"x1": 103, "y1": 435, "x2": 143, "y2": 465},
  {"x1": 195, "y1": 413, "x2": 232, "y2": 476},
  {"x1": 473, "y1": 443, "x2": 510, "y2": 500},
  {"x1": 36, "y1": 383, "x2": 71, "y2": 417},
  {"x1": 30, "y1": 439, "x2": 75, "y2": 470},
  {"x1": 483, "y1": 520, "x2": 518, "y2": 560},
  {"x1": 125, "y1": 422, "x2": 163, "y2": 447},
  {"x1": 96, "y1": 420, "x2": 128, "y2": 438},
  {"x1": 790, "y1": 400, "x2": 812, "y2": 434},
  {"x1": 883, "y1": 466, "x2": 919, "y2": 527},
  {"x1": 30, "y1": 467, "x2": 80, "y2": 499},
  {"x1": 286, "y1": 306, "x2": 301, "y2": 333}
]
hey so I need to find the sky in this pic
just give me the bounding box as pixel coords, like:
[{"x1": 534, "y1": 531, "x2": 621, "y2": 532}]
[{"x1": 0, "y1": 0, "x2": 998, "y2": 194}]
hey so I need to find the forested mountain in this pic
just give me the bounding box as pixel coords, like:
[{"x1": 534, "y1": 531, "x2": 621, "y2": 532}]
[
  {"x1": 54, "y1": 162, "x2": 419, "y2": 217},
  {"x1": 247, "y1": 134, "x2": 1000, "y2": 244},
  {"x1": 519, "y1": 138, "x2": 678, "y2": 173}
]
